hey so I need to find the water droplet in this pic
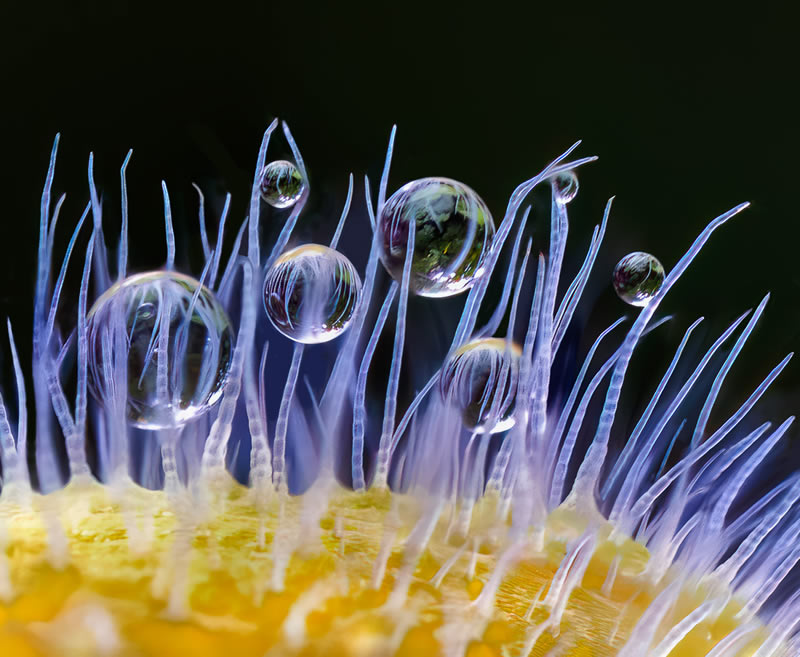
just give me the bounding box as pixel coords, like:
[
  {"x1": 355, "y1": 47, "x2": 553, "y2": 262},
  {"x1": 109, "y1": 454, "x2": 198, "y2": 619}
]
[
  {"x1": 87, "y1": 271, "x2": 235, "y2": 430},
  {"x1": 613, "y1": 252, "x2": 665, "y2": 307},
  {"x1": 440, "y1": 338, "x2": 521, "y2": 434},
  {"x1": 551, "y1": 171, "x2": 578, "y2": 204},
  {"x1": 377, "y1": 177, "x2": 495, "y2": 298},
  {"x1": 259, "y1": 160, "x2": 305, "y2": 209},
  {"x1": 263, "y1": 244, "x2": 362, "y2": 344}
]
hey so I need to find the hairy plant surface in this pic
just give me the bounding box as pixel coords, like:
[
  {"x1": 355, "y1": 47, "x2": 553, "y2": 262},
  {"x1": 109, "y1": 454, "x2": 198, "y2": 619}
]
[{"x1": 1, "y1": 123, "x2": 798, "y2": 656}]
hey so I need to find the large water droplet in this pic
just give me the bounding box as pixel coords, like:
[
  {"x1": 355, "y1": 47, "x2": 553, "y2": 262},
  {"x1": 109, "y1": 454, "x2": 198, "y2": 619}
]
[
  {"x1": 377, "y1": 177, "x2": 495, "y2": 298},
  {"x1": 87, "y1": 271, "x2": 235, "y2": 430},
  {"x1": 440, "y1": 338, "x2": 521, "y2": 434},
  {"x1": 263, "y1": 244, "x2": 362, "y2": 344},
  {"x1": 613, "y1": 252, "x2": 665, "y2": 307},
  {"x1": 551, "y1": 171, "x2": 578, "y2": 205},
  {"x1": 259, "y1": 159, "x2": 305, "y2": 208}
]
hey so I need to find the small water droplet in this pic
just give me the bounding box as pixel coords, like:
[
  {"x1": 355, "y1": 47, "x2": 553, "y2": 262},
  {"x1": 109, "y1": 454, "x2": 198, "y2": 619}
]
[
  {"x1": 87, "y1": 271, "x2": 235, "y2": 430},
  {"x1": 613, "y1": 252, "x2": 665, "y2": 307},
  {"x1": 551, "y1": 171, "x2": 578, "y2": 205},
  {"x1": 440, "y1": 338, "x2": 521, "y2": 434},
  {"x1": 377, "y1": 177, "x2": 495, "y2": 298},
  {"x1": 263, "y1": 244, "x2": 362, "y2": 344},
  {"x1": 259, "y1": 160, "x2": 305, "y2": 209}
]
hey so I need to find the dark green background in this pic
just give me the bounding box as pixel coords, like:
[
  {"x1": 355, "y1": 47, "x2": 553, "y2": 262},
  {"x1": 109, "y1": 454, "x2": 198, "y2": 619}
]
[{"x1": 0, "y1": 4, "x2": 797, "y2": 453}]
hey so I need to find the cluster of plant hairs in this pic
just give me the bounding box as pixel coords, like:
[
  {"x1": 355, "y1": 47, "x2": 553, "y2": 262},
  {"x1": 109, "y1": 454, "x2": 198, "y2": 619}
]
[{"x1": 1, "y1": 119, "x2": 799, "y2": 656}]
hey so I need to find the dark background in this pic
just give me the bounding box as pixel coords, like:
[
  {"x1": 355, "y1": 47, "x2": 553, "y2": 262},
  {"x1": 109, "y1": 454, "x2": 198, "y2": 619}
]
[{"x1": 0, "y1": 4, "x2": 797, "y2": 463}]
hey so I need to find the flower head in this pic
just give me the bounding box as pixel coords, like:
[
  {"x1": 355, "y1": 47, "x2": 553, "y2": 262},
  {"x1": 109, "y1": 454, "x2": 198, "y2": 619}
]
[{"x1": 0, "y1": 122, "x2": 798, "y2": 656}]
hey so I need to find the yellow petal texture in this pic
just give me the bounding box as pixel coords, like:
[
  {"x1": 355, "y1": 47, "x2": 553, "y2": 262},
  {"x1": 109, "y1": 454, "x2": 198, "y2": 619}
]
[{"x1": 0, "y1": 477, "x2": 773, "y2": 657}]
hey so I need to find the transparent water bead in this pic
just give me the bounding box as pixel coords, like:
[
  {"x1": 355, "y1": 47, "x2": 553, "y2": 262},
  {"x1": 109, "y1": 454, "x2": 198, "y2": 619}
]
[
  {"x1": 259, "y1": 159, "x2": 305, "y2": 208},
  {"x1": 613, "y1": 251, "x2": 666, "y2": 307},
  {"x1": 86, "y1": 271, "x2": 235, "y2": 430},
  {"x1": 551, "y1": 170, "x2": 578, "y2": 204},
  {"x1": 263, "y1": 244, "x2": 362, "y2": 344},
  {"x1": 377, "y1": 177, "x2": 495, "y2": 298},
  {"x1": 440, "y1": 338, "x2": 522, "y2": 434}
]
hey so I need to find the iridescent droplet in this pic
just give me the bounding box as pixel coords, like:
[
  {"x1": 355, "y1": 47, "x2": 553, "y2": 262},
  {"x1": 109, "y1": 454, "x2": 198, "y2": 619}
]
[
  {"x1": 613, "y1": 252, "x2": 665, "y2": 307},
  {"x1": 87, "y1": 271, "x2": 235, "y2": 430},
  {"x1": 377, "y1": 177, "x2": 495, "y2": 298},
  {"x1": 259, "y1": 159, "x2": 305, "y2": 208},
  {"x1": 551, "y1": 171, "x2": 578, "y2": 205},
  {"x1": 440, "y1": 338, "x2": 521, "y2": 434},
  {"x1": 264, "y1": 244, "x2": 362, "y2": 344}
]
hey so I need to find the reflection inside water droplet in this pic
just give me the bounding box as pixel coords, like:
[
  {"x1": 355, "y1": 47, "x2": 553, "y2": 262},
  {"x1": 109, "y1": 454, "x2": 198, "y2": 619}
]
[
  {"x1": 259, "y1": 159, "x2": 305, "y2": 209},
  {"x1": 613, "y1": 252, "x2": 665, "y2": 307},
  {"x1": 263, "y1": 244, "x2": 362, "y2": 344},
  {"x1": 377, "y1": 177, "x2": 495, "y2": 298},
  {"x1": 440, "y1": 338, "x2": 521, "y2": 434},
  {"x1": 87, "y1": 271, "x2": 234, "y2": 430},
  {"x1": 551, "y1": 171, "x2": 578, "y2": 205}
]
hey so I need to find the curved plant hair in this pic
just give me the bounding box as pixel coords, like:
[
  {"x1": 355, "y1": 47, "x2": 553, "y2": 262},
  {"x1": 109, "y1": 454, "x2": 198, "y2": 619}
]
[{"x1": 0, "y1": 120, "x2": 798, "y2": 656}]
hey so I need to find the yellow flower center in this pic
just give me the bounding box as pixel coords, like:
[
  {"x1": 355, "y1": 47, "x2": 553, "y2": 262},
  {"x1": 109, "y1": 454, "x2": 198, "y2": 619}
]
[{"x1": 0, "y1": 477, "x2": 770, "y2": 656}]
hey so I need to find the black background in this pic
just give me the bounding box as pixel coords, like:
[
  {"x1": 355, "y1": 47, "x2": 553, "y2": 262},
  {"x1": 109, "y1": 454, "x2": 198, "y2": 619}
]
[{"x1": 0, "y1": 3, "x2": 798, "y2": 461}]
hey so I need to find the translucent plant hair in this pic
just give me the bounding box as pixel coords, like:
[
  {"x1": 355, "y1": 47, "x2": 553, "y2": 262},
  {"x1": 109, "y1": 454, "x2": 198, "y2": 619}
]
[{"x1": 0, "y1": 120, "x2": 798, "y2": 657}]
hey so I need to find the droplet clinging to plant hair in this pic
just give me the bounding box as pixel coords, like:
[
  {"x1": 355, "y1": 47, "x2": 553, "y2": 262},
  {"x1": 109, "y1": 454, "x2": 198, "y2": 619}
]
[
  {"x1": 87, "y1": 270, "x2": 234, "y2": 430},
  {"x1": 377, "y1": 177, "x2": 495, "y2": 297},
  {"x1": 551, "y1": 170, "x2": 579, "y2": 204},
  {"x1": 263, "y1": 244, "x2": 362, "y2": 344},
  {"x1": 613, "y1": 251, "x2": 665, "y2": 306},
  {"x1": 259, "y1": 159, "x2": 305, "y2": 208},
  {"x1": 440, "y1": 337, "x2": 521, "y2": 434}
]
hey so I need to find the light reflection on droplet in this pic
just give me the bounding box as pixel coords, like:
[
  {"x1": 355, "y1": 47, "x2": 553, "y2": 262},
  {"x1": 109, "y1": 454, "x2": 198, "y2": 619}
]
[
  {"x1": 377, "y1": 177, "x2": 495, "y2": 298},
  {"x1": 87, "y1": 271, "x2": 234, "y2": 430},
  {"x1": 259, "y1": 159, "x2": 305, "y2": 209},
  {"x1": 551, "y1": 170, "x2": 578, "y2": 205},
  {"x1": 440, "y1": 338, "x2": 521, "y2": 434},
  {"x1": 263, "y1": 244, "x2": 362, "y2": 344},
  {"x1": 613, "y1": 251, "x2": 665, "y2": 307}
]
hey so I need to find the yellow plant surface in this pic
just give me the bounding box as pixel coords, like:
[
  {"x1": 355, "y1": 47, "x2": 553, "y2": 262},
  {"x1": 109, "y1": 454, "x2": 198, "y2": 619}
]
[{"x1": 0, "y1": 478, "x2": 767, "y2": 656}]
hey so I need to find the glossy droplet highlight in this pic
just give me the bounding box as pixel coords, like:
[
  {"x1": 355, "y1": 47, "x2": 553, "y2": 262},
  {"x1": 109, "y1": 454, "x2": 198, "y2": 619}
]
[
  {"x1": 377, "y1": 177, "x2": 495, "y2": 298},
  {"x1": 440, "y1": 338, "x2": 521, "y2": 434},
  {"x1": 87, "y1": 271, "x2": 235, "y2": 430},
  {"x1": 552, "y1": 171, "x2": 578, "y2": 204},
  {"x1": 259, "y1": 159, "x2": 305, "y2": 208},
  {"x1": 613, "y1": 251, "x2": 665, "y2": 307},
  {"x1": 264, "y1": 244, "x2": 362, "y2": 344}
]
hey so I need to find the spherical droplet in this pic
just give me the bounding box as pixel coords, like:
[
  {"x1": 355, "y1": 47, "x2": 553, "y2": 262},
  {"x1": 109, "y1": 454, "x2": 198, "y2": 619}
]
[
  {"x1": 377, "y1": 177, "x2": 495, "y2": 298},
  {"x1": 264, "y1": 244, "x2": 362, "y2": 344},
  {"x1": 551, "y1": 171, "x2": 578, "y2": 205},
  {"x1": 440, "y1": 338, "x2": 521, "y2": 434},
  {"x1": 613, "y1": 252, "x2": 666, "y2": 307},
  {"x1": 87, "y1": 271, "x2": 235, "y2": 430},
  {"x1": 259, "y1": 159, "x2": 305, "y2": 209}
]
